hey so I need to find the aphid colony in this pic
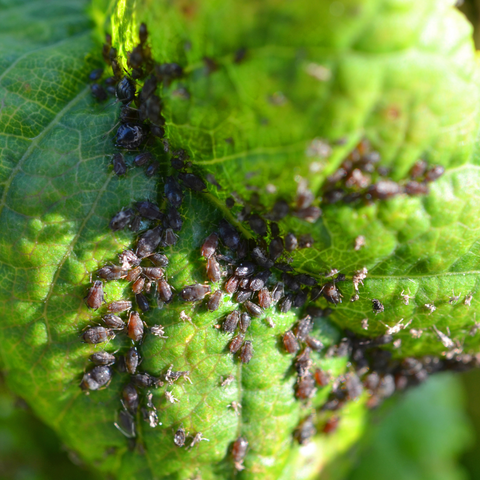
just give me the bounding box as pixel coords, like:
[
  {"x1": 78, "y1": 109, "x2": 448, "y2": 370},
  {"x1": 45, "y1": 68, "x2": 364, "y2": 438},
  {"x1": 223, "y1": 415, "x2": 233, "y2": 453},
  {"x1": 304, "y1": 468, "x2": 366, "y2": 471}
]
[{"x1": 321, "y1": 139, "x2": 445, "y2": 205}]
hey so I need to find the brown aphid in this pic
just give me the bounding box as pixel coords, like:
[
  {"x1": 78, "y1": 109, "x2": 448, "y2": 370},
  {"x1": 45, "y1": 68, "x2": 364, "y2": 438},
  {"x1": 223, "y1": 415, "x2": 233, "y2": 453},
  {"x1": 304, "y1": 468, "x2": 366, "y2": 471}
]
[
  {"x1": 322, "y1": 282, "x2": 342, "y2": 305},
  {"x1": 132, "y1": 276, "x2": 145, "y2": 294},
  {"x1": 102, "y1": 313, "x2": 125, "y2": 330},
  {"x1": 142, "y1": 267, "x2": 164, "y2": 281},
  {"x1": 223, "y1": 311, "x2": 240, "y2": 333},
  {"x1": 298, "y1": 234, "x2": 314, "y2": 249},
  {"x1": 84, "y1": 281, "x2": 105, "y2": 310},
  {"x1": 136, "y1": 226, "x2": 163, "y2": 258},
  {"x1": 296, "y1": 373, "x2": 316, "y2": 399},
  {"x1": 181, "y1": 284, "x2": 211, "y2": 302},
  {"x1": 314, "y1": 368, "x2": 330, "y2": 387},
  {"x1": 410, "y1": 160, "x2": 427, "y2": 179},
  {"x1": 306, "y1": 336, "x2": 324, "y2": 352},
  {"x1": 90, "y1": 351, "x2": 116, "y2": 366},
  {"x1": 295, "y1": 348, "x2": 312, "y2": 377},
  {"x1": 206, "y1": 256, "x2": 221, "y2": 282},
  {"x1": 157, "y1": 279, "x2": 173, "y2": 303},
  {"x1": 127, "y1": 311, "x2": 145, "y2": 343},
  {"x1": 149, "y1": 253, "x2": 169, "y2": 267},
  {"x1": 232, "y1": 436, "x2": 248, "y2": 471},
  {"x1": 323, "y1": 417, "x2": 339, "y2": 434},
  {"x1": 118, "y1": 250, "x2": 140, "y2": 269},
  {"x1": 97, "y1": 265, "x2": 127, "y2": 281},
  {"x1": 107, "y1": 300, "x2": 132, "y2": 313},
  {"x1": 112, "y1": 153, "x2": 127, "y2": 176},
  {"x1": 229, "y1": 334, "x2": 245, "y2": 353},
  {"x1": 174, "y1": 427, "x2": 186, "y2": 447},
  {"x1": 425, "y1": 165, "x2": 445, "y2": 182},
  {"x1": 257, "y1": 288, "x2": 272, "y2": 309},
  {"x1": 201, "y1": 233, "x2": 218, "y2": 259},
  {"x1": 284, "y1": 233, "x2": 298, "y2": 252},
  {"x1": 225, "y1": 276, "x2": 240, "y2": 294},
  {"x1": 239, "y1": 313, "x2": 251, "y2": 333},
  {"x1": 122, "y1": 384, "x2": 139, "y2": 414},
  {"x1": 283, "y1": 331, "x2": 299, "y2": 354},
  {"x1": 244, "y1": 301, "x2": 263, "y2": 318},
  {"x1": 405, "y1": 181, "x2": 429, "y2": 196},
  {"x1": 239, "y1": 341, "x2": 253, "y2": 363},
  {"x1": 207, "y1": 290, "x2": 222, "y2": 311},
  {"x1": 294, "y1": 316, "x2": 313, "y2": 341},
  {"x1": 295, "y1": 416, "x2": 316, "y2": 445},
  {"x1": 368, "y1": 180, "x2": 402, "y2": 200},
  {"x1": 126, "y1": 266, "x2": 143, "y2": 283},
  {"x1": 82, "y1": 326, "x2": 115, "y2": 344}
]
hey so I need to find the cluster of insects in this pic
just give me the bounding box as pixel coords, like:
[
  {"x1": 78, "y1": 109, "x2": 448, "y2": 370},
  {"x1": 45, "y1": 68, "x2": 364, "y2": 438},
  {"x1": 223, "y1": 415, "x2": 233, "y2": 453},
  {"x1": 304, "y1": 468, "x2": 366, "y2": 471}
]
[{"x1": 321, "y1": 139, "x2": 445, "y2": 205}]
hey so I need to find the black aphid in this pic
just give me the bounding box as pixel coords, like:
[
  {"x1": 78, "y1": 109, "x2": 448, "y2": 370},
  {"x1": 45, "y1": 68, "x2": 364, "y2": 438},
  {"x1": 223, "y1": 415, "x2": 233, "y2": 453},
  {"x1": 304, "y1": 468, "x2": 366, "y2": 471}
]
[
  {"x1": 136, "y1": 226, "x2": 162, "y2": 258},
  {"x1": 167, "y1": 206, "x2": 183, "y2": 231},
  {"x1": 109, "y1": 208, "x2": 135, "y2": 232},
  {"x1": 165, "y1": 176, "x2": 183, "y2": 208},
  {"x1": 155, "y1": 63, "x2": 184, "y2": 82},
  {"x1": 132, "y1": 277, "x2": 145, "y2": 295},
  {"x1": 296, "y1": 373, "x2": 316, "y2": 399},
  {"x1": 284, "y1": 233, "x2": 298, "y2": 252},
  {"x1": 368, "y1": 180, "x2": 402, "y2": 200},
  {"x1": 248, "y1": 214, "x2": 267, "y2": 236},
  {"x1": 174, "y1": 427, "x2": 186, "y2": 447},
  {"x1": 295, "y1": 206, "x2": 321, "y2": 223},
  {"x1": 201, "y1": 233, "x2": 218, "y2": 259},
  {"x1": 372, "y1": 299, "x2": 384, "y2": 314},
  {"x1": 133, "y1": 152, "x2": 153, "y2": 167},
  {"x1": 225, "y1": 276, "x2": 240, "y2": 294},
  {"x1": 249, "y1": 270, "x2": 270, "y2": 292},
  {"x1": 146, "y1": 162, "x2": 159, "y2": 177},
  {"x1": 126, "y1": 266, "x2": 142, "y2": 283},
  {"x1": 206, "y1": 256, "x2": 221, "y2": 283},
  {"x1": 298, "y1": 234, "x2": 314, "y2": 249},
  {"x1": 271, "y1": 282, "x2": 284, "y2": 302},
  {"x1": 122, "y1": 383, "x2": 139, "y2": 414},
  {"x1": 112, "y1": 153, "x2": 127, "y2": 176},
  {"x1": 269, "y1": 237, "x2": 284, "y2": 261},
  {"x1": 293, "y1": 290, "x2": 308, "y2": 308},
  {"x1": 89, "y1": 68, "x2": 104, "y2": 81},
  {"x1": 405, "y1": 181, "x2": 429, "y2": 196},
  {"x1": 90, "y1": 351, "x2": 116, "y2": 366},
  {"x1": 84, "y1": 281, "x2": 105, "y2": 310},
  {"x1": 82, "y1": 326, "x2": 115, "y2": 344},
  {"x1": 91, "y1": 83, "x2": 107, "y2": 101},
  {"x1": 81, "y1": 366, "x2": 113, "y2": 391},
  {"x1": 239, "y1": 341, "x2": 253, "y2": 363},
  {"x1": 149, "y1": 253, "x2": 169, "y2": 267},
  {"x1": 116, "y1": 123, "x2": 146, "y2": 150},
  {"x1": 116, "y1": 76, "x2": 136, "y2": 104},
  {"x1": 235, "y1": 262, "x2": 255, "y2": 277},
  {"x1": 130, "y1": 373, "x2": 154, "y2": 388},
  {"x1": 244, "y1": 300, "x2": 263, "y2": 318},
  {"x1": 279, "y1": 294, "x2": 293, "y2": 313},
  {"x1": 136, "y1": 293, "x2": 150, "y2": 312},
  {"x1": 235, "y1": 290, "x2": 252, "y2": 303},
  {"x1": 125, "y1": 347, "x2": 140, "y2": 375},
  {"x1": 178, "y1": 172, "x2": 206, "y2": 191},
  {"x1": 218, "y1": 220, "x2": 241, "y2": 250},
  {"x1": 181, "y1": 284, "x2": 211, "y2": 302},
  {"x1": 269, "y1": 199, "x2": 289, "y2": 220}
]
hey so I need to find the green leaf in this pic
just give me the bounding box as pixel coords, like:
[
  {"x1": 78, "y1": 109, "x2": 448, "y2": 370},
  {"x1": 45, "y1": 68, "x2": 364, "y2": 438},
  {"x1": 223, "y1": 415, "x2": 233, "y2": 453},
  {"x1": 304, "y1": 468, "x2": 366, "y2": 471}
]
[{"x1": 1, "y1": 0, "x2": 480, "y2": 479}]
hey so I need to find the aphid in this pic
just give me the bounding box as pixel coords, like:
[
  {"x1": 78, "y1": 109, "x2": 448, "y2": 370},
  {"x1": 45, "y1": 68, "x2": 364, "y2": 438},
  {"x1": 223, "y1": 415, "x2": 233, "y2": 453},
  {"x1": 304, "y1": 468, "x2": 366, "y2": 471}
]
[
  {"x1": 465, "y1": 294, "x2": 473, "y2": 307},
  {"x1": 239, "y1": 341, "x2": 253, "y2": 363},
  {"x1": 178, "y1": 172, "x2": 206, "y2": 191},
  {"x1": 118, "y1": 250, "x2": 140, "y2": 269},
  {"x1": 206, "y1": 257, "x2": 221, "y2": 283},
  {"x1": 142, "y1": 267, "x2": 164, "y2": 281},
  {"x1": 244, "y1": 300, "x2": 263, "y2": 318},
  {"x1": 165, "y1": 390, "x2": 179, "y2": 404},
  {"x1": 201, "y1": 233, "x2": 218, "y2": 259},
  {"x1": 109, "y1": 209, "x2": 135, "y2": 232},
  {"x1": 80, "y1": 366, "x2": 113, "y2": 391},
  {"x1": 122, "y1": 384, "x2": 139, "y2": 414},
  {"x1": 371, "y1": 299, "x2": 384, "y2": 314},
  {"x1": 298, "y1": 234, "x2": 314, "y2": 249},
  {"x1": 155, "y1": 62, "x2": 184, "y2": 81},
  {"x1": 82, "y1": 326, "x2": 115, "y2": 344},
  {"x1": 295, "y1": 316, "x2": 313, "y2": 341},
  {"x1": 127, "y1": 311, "x2": 145, "y2": 342},
  {"x1": 116, "y1": 76, "x2": 136, "y2": 104},
  {"x1": 323, "y1": 417, "x2": 339, "y2": 434},
  {"x1": 296, "y1": 373, "x2": 316, "y2": 399},
  {"x1": 218, "y1": 220, "x2": 241, "y2": 250},
  {"x1": 305, "y1": 336, "x2": 323, "y2": 351},
  {"x1": 295, "y1": 206, "x2": 322, "y2": 223},
  {"x1": 116, "y1": 123, "x2": 146, "y2": 150},
  {"x1": 207, "y1": 290, "x2": 222, "y2": 311},
  {"x1": 425, "y1": 303, "x2": 436, "y2": 315},
  {"x1": 162, "y1": 177, "x2": 183, "y2": 209},
  {"x1": 145, "y1": 162, "x2": 159, "y2": 177},
  {"x1": 135, "y1": 200, "x2": 162, "y2": 220},
  {"x1": 227, "y1": 401, "x2": 242, "y2": 415},
  {"x1": 449, "y1": 290, "x2": 461, "y2": 305},
  {"x1": 223, "y1": 311, "x2": 240, "y2": 333},
  {"x1": 361, "y1": 318, "x2": 369, "y2": 330},
  {"x1": 232, "y1": 436, "x2": 248, "y2": 471},
  {"x1": 271, "y1": 282, "x2": 284, "y2": 302},
  {"x1": 131, "y1": 373, "x2": 154, "y2": 388},
  {"x1": 248, "y1": 214, "x2": 267, "y2": 236},
  {"x1": 163, "y1": 228, "x2": 179, "y2": 246},
  {"x1": 149, "y1": 253, "x2": 169, "y2": 267},
  {"x1": 279, "y1": 294, "x2": 293, "y2": 313},
  {"x1": 249, "y1": 270, "x2": 270, "y2": 291},
  {"x1": 151, "y1": 324, "x2": 168, "y2": 338},
  {"x1": 130, "y1": 215, "x2": 141, "y2": 232},
  {"x1": 220, "y1": 375, "x2": 235, "y2": 387},
  {"x1": 229, "y1": 334, "x2": 245, "y2": 353},
  {"x1": 314, "y1": 369, "x2": 330, "y2": 387},
  {"x1": 91, "y1": 83, "x2": 107, "y2": 101},
  {"x1": 251, "y1": 247, "x2": 274, "y2": 268},
  {"x1": 425, "y1": 165, "x2": 445, "y2": 182},
  {"x1": 410, "y1": 159, "x2": 428, "y2": 179},
  {"x1": 89, "y1": 68, "x2": 104, "y2": 81},
  {"x1": 181, "y1": 284, "x2": 211, "y2": 302},
  {"x1": 84, "y1": 281, "x2": 105, "y2": 310},
  {"x1": 322, "y1": 282, "x2": 342, "y2": 305},
  {"x1": 368, "y1": 180, "x2": 402, "y2": 200},
  {"x1": 294, "y1": 416, "x2": 316, "y2": 445},
  {"x1": 167, "y1": 206, "x2": 183, "y2": 231},
  {"x1": 102, "y1": 313, "x2": 126, "y2": 330},
  {"x1": 352, "y1": 267, "x2": 368, "y2": 291},
  {"x1": 96, "y1": 264, "x2": 127, "y2": 281},
  {"x1": 174, "y1": 427, "x2": 186, "y2": 447},
  {"x1": 188, "y1": 433, "x2": 209, "y2": 449},
  {"x1": 257, "y1": 288, "x2": 272, "y2": 309},
  {"x1": 107, "y1": 300, "x2": 132, "y2": 313},
  {"x1": 268, "y1": 237, "x2": 284, "y2": 261},
  {"x1": 133, "y1": 152, "x2": 153, "y2": 168},
  {"x1": 235, "y1": 290, "x2": 252, "y2": 303},
  {"x1": 132, "y1": 276, "x2": 145, "y2": 294},
  {"x1": 112, "y1": 152, "x2": 127, "y2": 176},
  {"x1": 136, "y1": 293, "x2": 150, "y2": 312},
  {"x1": 157, "y1": 279, "x2": 173, "y2": 303},
  {"x1": 293, "y1": 290, "x2": 308, "y2": 308},
  {"x1": 265, "y1": 317, "x2": 275, "y2": 328},
  {"x1": 90, "y1": 351, "x2": 116, "y2": 366},
  {"x1": 235, "y1": 262, "x2": 255, "y2": 277},
  {"x1": 136, "y1": 226, "x2": 162, "y2": 258},
  {"x1": 295, "y1": 348, "x2": 313, "y2": 377},
  {"x1": 431, "y1": 325, "x2": 454, "y2": 349},
  {"x1": 283, "y1": 331, "x2": 299, "y2": 354},
  {"x1": 284, "y1": 233, "x2": 298, "y2": 252},
  {"x1": 114, "y1": 410, "x2": 136, "y2": 438},
  {"x1": 125, "y1": 266, "x2": 142, "y2": 283},
  {"x1": 405, "y1": 181, "x2": 429, "y2": 196}
]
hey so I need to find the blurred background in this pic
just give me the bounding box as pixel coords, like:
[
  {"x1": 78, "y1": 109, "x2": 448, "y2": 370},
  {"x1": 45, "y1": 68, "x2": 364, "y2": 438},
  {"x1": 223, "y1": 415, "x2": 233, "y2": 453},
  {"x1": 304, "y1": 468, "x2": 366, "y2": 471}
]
[{"x1": 2, "y1": 1, "x2": 480, "y2": 479}]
